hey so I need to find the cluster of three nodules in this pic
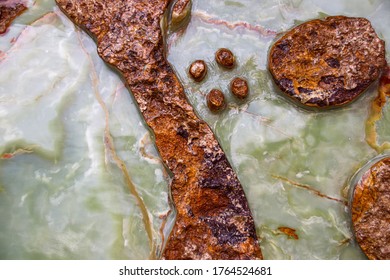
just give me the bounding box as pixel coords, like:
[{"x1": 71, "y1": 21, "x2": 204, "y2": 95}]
[{"x1": 189, "y1": 48, "x2": 249, "y2": 112}]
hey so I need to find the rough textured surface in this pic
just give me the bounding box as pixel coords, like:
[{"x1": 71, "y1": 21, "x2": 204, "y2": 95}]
[
  {"x1": 365, "y1": 64, "x2": 390, "y2": 152},
  {"x1": 55, "y1": 0, "x2": 262, "y2": 260},
  {"x1": 269, "y1": 16, "x2": 386, "y2": 108},
  {"x1": 351, "y1": 157, "x2": 390, "y2": 260},
  {"x1": 0, "y1": 1, "x2": 27, "y2": 34}
]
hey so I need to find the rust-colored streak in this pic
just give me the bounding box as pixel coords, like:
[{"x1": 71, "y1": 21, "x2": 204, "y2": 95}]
[
  {"x1": 351, "y1": 157, "x2": 390, "y2": 260},
  {"x1": 278, "y1": 227, "x2": 299, "y2": 240},
  {"x1": 268, "y1": 16, "x2": 386, "y2": 108},
  {"x1": 75, "y1": 30, "x2": 157, "y2": 259},
  {"x1": 0, "y1": 1, "x2": 27, "y2": 34},
  {"x1": 158, "y1": 209, "x2": 171, "y2": 255},
  {"x1": 365, "y1": 64, "x2": 390, "y2": 152},
  {"x1": 1, "y1": 147, "x2": 35, "y2": 159},
  {"x1": 272, "y1": 175, "x2": 347, "y2": 206},
  {"x1": 1, "y1": 153, "x2": 14, "y2": 159},
  {"x1": 55, "y1": 0, "x2": 262, "y2": 260},
  {"x1": 193, "y1": 10, "x2": 277, "y2": 37}
]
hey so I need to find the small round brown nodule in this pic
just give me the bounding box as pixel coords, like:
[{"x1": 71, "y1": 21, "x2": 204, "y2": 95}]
[
  {"x1": 207, "y1": 89, "x2": 225, "y2": 112},
  {"x1": 189, "y1": 60, "x2": 207, "y2": 82},
  {"x1": 351, "y1": 157, "x2": 390, "y2": 260},
  {"x1": 231, "y1": 77, "x2": 249, "y2": 99},
  {"x1": 215, "y1": 48, "x2": 235, "y2": 69}
]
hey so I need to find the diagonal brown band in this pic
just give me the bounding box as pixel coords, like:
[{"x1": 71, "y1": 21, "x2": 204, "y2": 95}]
[{"x1": 56, "y1": 0, "x2": 262, "y2": 260}]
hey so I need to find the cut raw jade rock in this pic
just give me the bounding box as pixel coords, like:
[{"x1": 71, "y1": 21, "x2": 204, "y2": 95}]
[{"x1": 55, "y1": 0, "x2": 262, "y2": 260}]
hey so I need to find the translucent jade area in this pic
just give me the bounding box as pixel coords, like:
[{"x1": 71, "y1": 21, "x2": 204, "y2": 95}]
[{"x1": 1, "y1": 0, "x2": 390, "y2": 259}]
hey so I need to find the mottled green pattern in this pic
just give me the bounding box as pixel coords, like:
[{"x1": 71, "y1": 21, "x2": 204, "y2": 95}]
[{"x1": 0, "y1": 10, "x2": 169, "y2": 259}]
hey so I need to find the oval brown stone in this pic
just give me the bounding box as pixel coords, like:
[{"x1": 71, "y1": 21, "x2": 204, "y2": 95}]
[
  {"x1": 189, "y1": 60, "x2": 207, "y2": 82},
  {"x1": 231, "y1": 77, "x2": 249, "y2": 99},
  {"x1": 351, "y1": 157, "x2": 390, "y2": 260},
  {"x1": 268, "y1": 16, "x2": 386, "y2": 108},
  {"x1": 207, "y1": 89, "x2": 225, "y2": 112},
  {"x1": 171, "y1": 0, "x2": 192, "y2": 26},
  {"x1": 215, "y1": 48, "x2": 235, "y2": 69}
]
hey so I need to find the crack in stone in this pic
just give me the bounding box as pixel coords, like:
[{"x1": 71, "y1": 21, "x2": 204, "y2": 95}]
[
  {"x1": 75, "y1": 30, "x2": 157, "y2": 259},
  {"x1": 272, "y1": 174, "x2": 347, "y2": 205},
  {"x1": 365, "y1": 64, "x2": 390, "y2": 153}
]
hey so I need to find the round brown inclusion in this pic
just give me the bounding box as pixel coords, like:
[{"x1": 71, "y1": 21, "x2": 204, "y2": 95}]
[
  {"x1": 215, "y1": 48, "x2": 235, "y2": 69},
  {"x1": 351, "y1": 157, "x2": 390, "y2": 260},
  {"x1": 207, "y1": 89, "x2": 225, "y2": 112},
  {"x1": 231, "y1": 77, "x2": 249, "y2": 99},
  {"x1": 268, "y1": 16, "x2": 386, "y2": 108},
  {"x1": 189, "y1": 60, "x2": 207, "y2": 82}
]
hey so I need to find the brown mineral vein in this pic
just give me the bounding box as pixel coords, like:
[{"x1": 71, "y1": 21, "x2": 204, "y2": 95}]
[
  {"x1": 158, "y1": 209, "x2": 172, "y2": 256},
  {"x1": 0, "y1": 0, "x2": 27, "y2": 34},
  {"x1": 277, "y1": 226, "x2": 299, "y2": 240},
  {"x1": 139, "y1": 133, "x2": 171, "y2": 181},
  {"x1": 272, "y1": 175, "x2": 347, "y2": 206},
  {"x1": 365, "y1": 64, "x2": 390, "y2": 152},
  {"x1": 0, "y1": 12, "x2": 54, "y2": 62},
  {"x1": 337, "y1": 238, "x2": 351, "y2": 247},
  {"x1": 139, "y1": 134, "x2": 164, "y2": 165},
  {"x1": 193, "y1": 10, "x2": 277, "y2": 37},
  {"x1": 56, "y1": 0, "x2": 262, "y2": 260},
  {"x1": 75, "y1": 29, "x2": 156, "y2": 259},
  {"x1": 1, "y1": 146, "x2": 36, "y2": 159}
]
